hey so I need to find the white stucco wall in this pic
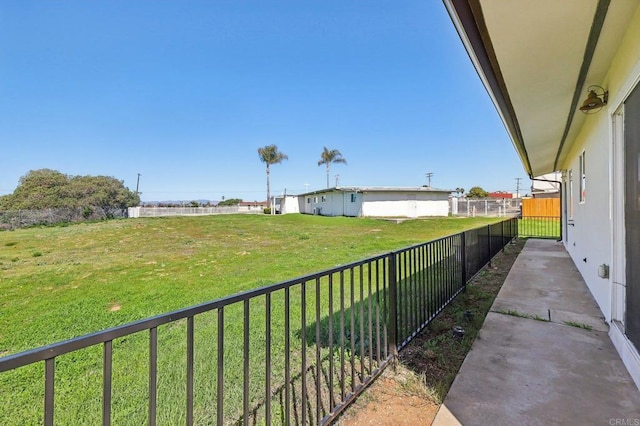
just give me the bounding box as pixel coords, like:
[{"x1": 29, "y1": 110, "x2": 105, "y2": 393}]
[
  {"x1": 277, "y1": 196, "x2": 300, "y2": 214},
  {"x1": 560, "y1": 5, "x2": 640, "y2": 325},
  {"x1": 563, "y1": 117, "x2": 612, "y2": 321},
  {"x1": 301, "y1": 190, "x2": 358, "y2": 216},
  {"x1": 361, "y1": 192, "x2": 449, "y2": 217},
  {"x1": 343, "y1": 192, "x2": 362, "y2": 217},
  {"x1": 299, "y1": 189, "x2": 450, "y2": 218}
]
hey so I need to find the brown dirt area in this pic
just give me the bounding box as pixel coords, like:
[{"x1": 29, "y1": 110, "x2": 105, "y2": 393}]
[{"x1": 336, "y1": 239, "x2": 525, "y2": 425}]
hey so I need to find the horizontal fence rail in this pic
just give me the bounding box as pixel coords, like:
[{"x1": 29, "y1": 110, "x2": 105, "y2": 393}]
[{"x1": 0, "y1": 218, "x2": 518, "y2": 425}]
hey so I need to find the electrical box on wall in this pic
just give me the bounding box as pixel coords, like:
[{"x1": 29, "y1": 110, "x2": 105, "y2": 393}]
[{"x1": 598, "y1": 264, "x2": 610, "y2": 279}]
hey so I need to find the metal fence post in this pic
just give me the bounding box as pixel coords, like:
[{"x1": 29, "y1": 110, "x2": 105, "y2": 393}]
[
  {"x1": 461, "y1": 232, "x2": 467, "y2": 291},
  {"x1": 387, "y1": 252, "x2": 398, "y2": 364},
  {"x1": 487, "y1": 224, "x2": 492, "y2": 268},
  {"x1": 501, "y1": 220, "x2": 505, "y2": 252}
]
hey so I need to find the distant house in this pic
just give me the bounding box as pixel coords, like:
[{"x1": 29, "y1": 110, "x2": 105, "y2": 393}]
[
  {"x1": 488, "y1": 191, "x2": 514, "y2": 199},
  {"x1": 531, "y1": 172, "x2": 562, "y2": 199},
  {"x1": 237, "y1": 201, "x2": 268, "y2": 212},
  {"x1": 297, "y1": 187, "x2": 452, "y2": 218}
]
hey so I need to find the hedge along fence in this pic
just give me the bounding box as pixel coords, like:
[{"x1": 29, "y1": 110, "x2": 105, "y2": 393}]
[
  {"x1": 0, "y1": 207, "x2": 129, "y2": 230},
  {"x1": 0, "y1": 218, "x2": 517, "y2": 425}
]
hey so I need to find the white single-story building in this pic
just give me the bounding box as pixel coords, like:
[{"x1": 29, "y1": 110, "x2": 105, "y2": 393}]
[
  {"x1": 296, "y1": 186, "x2": 452, "y2": 218},
  {"x1": 445, "y1": 0, "x2": 640, "y2": 387},
  {"x1": 237, "y1": 201, "x2": 268, "y2": 212},
  {"x1": 272, "y1": 194, "x2": 301, "y2": 215},
  {"x1": 531, "y1": 172, "x2": 562, "y2": 198}
]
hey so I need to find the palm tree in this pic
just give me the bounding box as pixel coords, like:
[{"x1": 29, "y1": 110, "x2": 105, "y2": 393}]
[
  {"x1": 318, "y1": 147, "x2": 347, "y2": 188},
  {"x1": 258, "y1": 145, "x2": 288, "y2": 203}
]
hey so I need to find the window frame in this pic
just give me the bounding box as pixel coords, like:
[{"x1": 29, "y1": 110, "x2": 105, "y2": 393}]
[{"x1": 569, "y1": 169, "x2": 574, "y2": 219}]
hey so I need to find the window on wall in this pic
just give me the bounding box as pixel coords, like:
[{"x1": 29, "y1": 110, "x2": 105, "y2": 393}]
[
  {"x1": 350, "y1": 193, "x2": 356, "y2": 203},
  {"x1": 579, "y1": 151, "x2": 586, "y2": 203},
  {"x1": 569, "y1": 170, "x2": 574, "y2": 219},
  {"x1": 307, "y1": 197, "x2": 311, "y2": 204},
  {"x1": 321, "y1": 195, "x2": 326, "y2": 203}
]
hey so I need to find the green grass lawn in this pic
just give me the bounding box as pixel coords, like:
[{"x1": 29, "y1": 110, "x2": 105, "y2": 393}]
[
  {"x1": 0, "y1": 214, "x2": 502, "y2": 424},
  {"x1": 518, "y1": 216, "x2": 560, "y2": 238}
]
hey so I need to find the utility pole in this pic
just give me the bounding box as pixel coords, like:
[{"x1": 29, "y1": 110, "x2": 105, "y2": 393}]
[
  {"x1": 515, "y1": 177, "x2": 522, "y2": 198},
  {"x1": 135, "y1": 173, "x2": 142, "y2": 206},
  {"x1": 425, "y1": 172, "x2": 434, "y2": 188},
  {"x1": 335, "y1": 174, "x2": 340, "y2": 187},
  {"x1": 304, "y1": 182, "x2": 310, "y2": 192}
]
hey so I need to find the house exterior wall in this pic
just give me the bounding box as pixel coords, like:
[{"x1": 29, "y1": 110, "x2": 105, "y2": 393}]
[
  {"x1": 562, "y1": 5, "x2": 640, "y2": 320},
  {"x1": 302, "y1": 190, "x2": 361, "y2": 217},
  {"x1": 298, "y1": 189, "x2": 449, "y2": 218},
  {"x1": 238, "y1": 204, "x2": 266, "y2": 212},
  {"x1": 361, "y1": 192, "x2": 449, "y2": 218},
  {"x1": 276, "y1": 195, "x2": 300, "y2": 214},
  {"x1": 560, "y1": 5, "x2": 640, "y2": 387},
  {"x1": 532, "y1": 172, "x2": 561, "y2": 195},
  {"x1": 316, "y1": 191, "x2": 344, "y2": 216},
  {"x1": 343, "y1": 191, "x2": 362, "y2": 217},
  {"x1": 563, "y1": 116, "x2": 612, "y2": 320}
]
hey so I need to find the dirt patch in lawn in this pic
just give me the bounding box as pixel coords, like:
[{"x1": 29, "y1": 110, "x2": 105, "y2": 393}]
[{"x1": 337, "y1": 239, "x2": 525, "y2": 425}]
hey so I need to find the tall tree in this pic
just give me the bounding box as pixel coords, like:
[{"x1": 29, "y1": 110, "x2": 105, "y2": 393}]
[
  {"x1": 257, "y1": 145, "x2": 288, "y2": 202},
  {"x1": 317, "y1": 147, "x2": 347, "y2": 188},
  {"x1": 467, "y1": 186, "x2": 489, "y2": 198},
  {"x1": 0, "y1": 169, "x2": 140, "y2": 210}
]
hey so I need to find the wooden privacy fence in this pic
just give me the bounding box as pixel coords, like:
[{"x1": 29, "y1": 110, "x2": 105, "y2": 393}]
[{"x1": 522, "y1": 198, "x2": 560, "y2": 217}]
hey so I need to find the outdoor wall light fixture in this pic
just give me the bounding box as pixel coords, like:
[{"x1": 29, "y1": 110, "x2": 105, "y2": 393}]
[{"x1": 579, "y1": 85, "x2": 608, "y2": 114}]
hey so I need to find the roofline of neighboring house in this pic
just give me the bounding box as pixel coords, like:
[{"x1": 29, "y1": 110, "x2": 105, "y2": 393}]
[{"x1": 298, "y1": 186, "x2": 455, "y2": 197}]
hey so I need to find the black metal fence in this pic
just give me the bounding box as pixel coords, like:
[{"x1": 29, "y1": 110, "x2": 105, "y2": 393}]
[
  {"x1": 518, "y1": 216, "x2": 561, "y2": 239},
  {"x1": 0, "y1": 218, "x2": 517, "y2": 425}
]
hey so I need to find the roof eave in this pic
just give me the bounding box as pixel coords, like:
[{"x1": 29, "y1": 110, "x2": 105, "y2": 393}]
[{"x1": 444, "y1": 0, "x2": 534, "y2": 178}]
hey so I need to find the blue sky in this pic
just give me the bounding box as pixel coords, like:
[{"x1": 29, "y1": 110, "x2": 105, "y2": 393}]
[{"x1": 0, "y1": 1, "x2": 526, "y2": 202}]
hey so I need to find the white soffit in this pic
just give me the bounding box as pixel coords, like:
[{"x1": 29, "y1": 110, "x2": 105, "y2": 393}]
[
  {"x1": 479, "y1": 0, "x2": 597, "y2": 177},
  {"x1": 555, "y1": 0, "x2": 638, "y2": 169},
  {"x1": 472, "y1": 0, "x2": 639, "y2": 176}
]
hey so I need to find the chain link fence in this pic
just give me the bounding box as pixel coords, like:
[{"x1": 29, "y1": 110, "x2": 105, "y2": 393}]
[
  {"x1": 450, "y1": 197, "x2": 522, "y2": 217},
  {"x1": 0, "y1": 207, "x2": 128, "y2": 230}
]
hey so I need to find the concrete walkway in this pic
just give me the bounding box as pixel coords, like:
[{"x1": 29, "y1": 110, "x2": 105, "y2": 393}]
[{"x1": 433, "y1": 239, "x2": 640, "y2": 426}]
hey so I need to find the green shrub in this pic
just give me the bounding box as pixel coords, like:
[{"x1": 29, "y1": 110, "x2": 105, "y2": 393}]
[{"x1": 82, "y1": 207, "x2": 93, "y2": 219}]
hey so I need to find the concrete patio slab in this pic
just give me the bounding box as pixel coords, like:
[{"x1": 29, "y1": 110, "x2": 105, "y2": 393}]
[
  {"x1": 433, "y1": 239, "x2": 640, "y2": 425},
  {"x1": 492, "y1": 239, "x2": 608, "y2": 332}
]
